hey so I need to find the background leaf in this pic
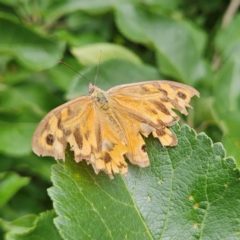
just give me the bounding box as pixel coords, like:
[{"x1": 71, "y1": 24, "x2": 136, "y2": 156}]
[
  {"x1": 212, "y1": 14, "x2": 240, "y2": 165},
  {"x1": 0, "y1": 122, "x2": 36, "y2": 157},
  {"x1": 0, "y1": 172, "x2": 30, "y2": 209},
  {"x1": 71, "y1": 43, "x2": 142, "y2": 66},
  {"x1": 0, "y1": 15, "x2": 65, "y2": 71},
  {"x1": 2, "y1": 211, "x2": 62, "y2": 240},
  {"x1": 115, "y1": 5, "x2": 207, "y2": 84}
]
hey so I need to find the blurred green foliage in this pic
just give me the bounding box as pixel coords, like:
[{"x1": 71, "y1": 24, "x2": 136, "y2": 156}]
[{"x1": 1, "y1": 0, "x2": 240, "y2": 239}]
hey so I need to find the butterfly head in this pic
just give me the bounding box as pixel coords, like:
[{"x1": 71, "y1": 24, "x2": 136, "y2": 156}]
[{"x1": 88, "y1": 82, "x2": 96, "y2": 94}]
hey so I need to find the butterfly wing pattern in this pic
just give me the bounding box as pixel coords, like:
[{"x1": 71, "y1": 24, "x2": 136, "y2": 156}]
[{"x1": 32, "y1": 80, "x2": 199, "y2": 178}]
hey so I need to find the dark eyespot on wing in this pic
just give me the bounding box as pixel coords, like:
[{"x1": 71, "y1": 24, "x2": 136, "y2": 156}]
[
  {"x1": 141, "y1": 144, "x2": 147, "y2": 152},
  {"x1": 46, "y1": 134, "x2": 54, "y2": 145},
  {"x1": 177, "y1": 91, "x2": 187, "y2": 100},
  {"x1": 103, "y1": 152, "x2": 112, "y2": 163}
]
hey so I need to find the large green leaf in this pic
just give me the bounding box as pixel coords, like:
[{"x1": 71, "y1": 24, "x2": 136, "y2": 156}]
[
  {"x1": 115, "y1": 5, "x2": 207, "y2": 84},
  {"x1": 71, "y1": 43, "x2": 142, "y2": 66},
  {"x1": 48, "y1": 123, "x2": 239, "y2": 239}
]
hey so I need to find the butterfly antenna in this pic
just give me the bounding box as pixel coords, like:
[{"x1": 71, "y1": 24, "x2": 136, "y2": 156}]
[
  {"x1": 94, "y1": 50, "x2": 102, "y2": 85},
  {"x1": 59, "y1": 61, "x2": 89, "y2": 81}
]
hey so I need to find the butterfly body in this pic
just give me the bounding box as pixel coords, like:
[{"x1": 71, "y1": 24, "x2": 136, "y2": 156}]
[
  {"x1": 91, "y1": 85, "x2": 111, "y2": 111},
  {"x1": 32, "y1": 81, "x2": 199, "y2": 178}
]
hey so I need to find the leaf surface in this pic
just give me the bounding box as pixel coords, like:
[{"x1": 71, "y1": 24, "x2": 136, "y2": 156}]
[{"x1": 48, "y1": 124, "x2": 240, "y2": 240}]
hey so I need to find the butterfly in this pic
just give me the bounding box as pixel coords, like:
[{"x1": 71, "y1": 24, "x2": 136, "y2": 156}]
[{"x1": 32, "y1": 80, "x2": 199, "y2": 179}]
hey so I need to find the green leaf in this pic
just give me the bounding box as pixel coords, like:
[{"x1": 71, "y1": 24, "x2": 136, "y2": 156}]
[
  {"x1": 0, "y1": 81, "x2": 61, "y2": 118},
  {"x1": 0, "y1": 154, "x2": 53, "y2": 182},
  {"x1": 215, "y1": 14, "x2": 240, "y2": 59},
  {"x1": 213, "y1": 14, "x2": 240, "y2": 167},
  {"x1": 48, "y1": 123, "x2": 239, "y2": 239},
  {"x1": 180, "y1": 20, "x2": 207, "y2": 55},
  {"x1": 71, "y1": 43, "x2": 142, "y2": 66},
  {"x1": 0, "y1": 122, "x2": 36, "y2": 156},
  {"x1": 3, "y1": 66, "x2": 33, "y2": 86},
  {"x1": 46, "y1": 57, "x2": 82, "y2": 92},
  {"x1": 66, "y1": 59, "x2": 162, "y2": 100},
  {"x1": 0, "y1": 14, "x2": 65, "y2": 71},
  {"x1": 214, "y1": 57, "x2": 240, "y2": 166},
  {"x1": 1, "y1": 214, "x2": 38, "y2": 234},
  {"x1": 141, "y1": 0, "x2": 182, "y2": 12},
  {"x1": 0, "y1": 172, "x2": 30, "y2": 209},
  {"x1": 2, "y1": 210, "x2": 62, "y2": 240},
  {"x1": 115, "y1": 5, "x2": 207, "y2": 84},
  {"x1": 43, "y1": 0, "x2": 120, "y2": 23}
]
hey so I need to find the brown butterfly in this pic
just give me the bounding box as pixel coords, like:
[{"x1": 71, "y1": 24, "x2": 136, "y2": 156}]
[{"x1": 32, "y1": 81, "x2": 199, "y2": 178}]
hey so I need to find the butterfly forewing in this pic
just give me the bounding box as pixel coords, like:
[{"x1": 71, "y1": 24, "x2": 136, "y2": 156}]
[{"x1": 108, "y1": 81, "x2": 199, "y2": 147}]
